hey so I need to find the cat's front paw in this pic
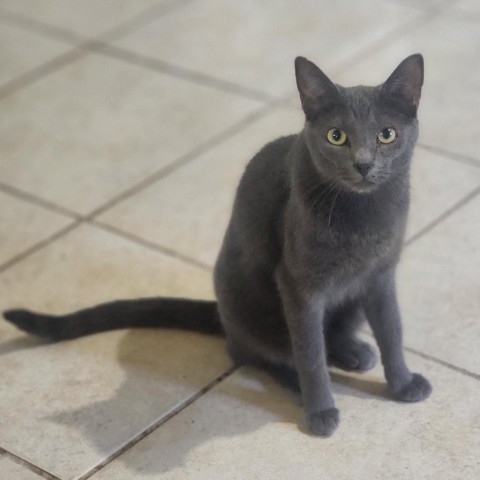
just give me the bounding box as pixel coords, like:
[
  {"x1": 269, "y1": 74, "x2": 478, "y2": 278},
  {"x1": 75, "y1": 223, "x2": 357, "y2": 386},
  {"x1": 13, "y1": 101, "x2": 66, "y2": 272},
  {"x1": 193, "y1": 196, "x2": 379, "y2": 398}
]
[
  {"x1": 306, "y1": 408, "x2": 339, "y2": 437},
  {"x1": 328, "y1": 340, "x2": 377, "y2": 372},
  {"x1": 392, "y1": 373, "x2": 432, "y2": 402}
]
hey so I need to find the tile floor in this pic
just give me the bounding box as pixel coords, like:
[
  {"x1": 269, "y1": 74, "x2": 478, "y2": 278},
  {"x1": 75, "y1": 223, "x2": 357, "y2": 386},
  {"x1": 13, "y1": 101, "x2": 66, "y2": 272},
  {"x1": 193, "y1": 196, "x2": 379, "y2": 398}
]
[{"x1": 0, "y1": 1, "x2": 479, "y2": 479}]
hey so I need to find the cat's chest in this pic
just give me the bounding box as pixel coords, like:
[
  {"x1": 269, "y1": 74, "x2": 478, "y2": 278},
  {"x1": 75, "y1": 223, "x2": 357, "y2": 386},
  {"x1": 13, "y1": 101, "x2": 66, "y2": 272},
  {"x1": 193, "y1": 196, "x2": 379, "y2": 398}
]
[{"x1": 290, "y1": 223, "x2": 402, "y2": 294}]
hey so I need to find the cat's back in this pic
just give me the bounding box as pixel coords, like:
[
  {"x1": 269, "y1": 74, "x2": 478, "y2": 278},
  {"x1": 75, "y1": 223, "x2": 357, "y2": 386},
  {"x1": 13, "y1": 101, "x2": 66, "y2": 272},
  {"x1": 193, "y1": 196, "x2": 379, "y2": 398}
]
[
  {"x1": 218, "y1": 134, "x2": 298, "y2": 267},
  {"x1": 234, "y1": 134, "x2": 296, "y2": 226}
]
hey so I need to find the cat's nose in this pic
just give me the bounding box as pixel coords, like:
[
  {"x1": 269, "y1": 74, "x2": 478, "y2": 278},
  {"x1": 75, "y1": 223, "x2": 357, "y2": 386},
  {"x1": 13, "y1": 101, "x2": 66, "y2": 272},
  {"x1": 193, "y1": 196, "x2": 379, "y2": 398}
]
[{"x1": 354, "y1": 162, "x2": 373, "y2": 177}]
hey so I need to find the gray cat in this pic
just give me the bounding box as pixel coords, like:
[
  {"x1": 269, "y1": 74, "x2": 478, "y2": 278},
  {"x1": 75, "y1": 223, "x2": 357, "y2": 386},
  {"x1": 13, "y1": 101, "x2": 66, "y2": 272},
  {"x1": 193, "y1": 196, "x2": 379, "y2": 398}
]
[{"x1": 4, "y1": 54, "x2": 432, "y2": 436}]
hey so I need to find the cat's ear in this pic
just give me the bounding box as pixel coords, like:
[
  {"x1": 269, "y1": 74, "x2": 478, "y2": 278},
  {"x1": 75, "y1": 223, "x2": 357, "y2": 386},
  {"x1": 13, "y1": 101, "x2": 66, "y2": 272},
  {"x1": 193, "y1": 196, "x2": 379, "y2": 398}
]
[
  {"x1": 295, "y1": 56, "x2": 338, "y2": 121},
  {"x1": 381, "y1": 54, "x2": 424, "y2": 113}
]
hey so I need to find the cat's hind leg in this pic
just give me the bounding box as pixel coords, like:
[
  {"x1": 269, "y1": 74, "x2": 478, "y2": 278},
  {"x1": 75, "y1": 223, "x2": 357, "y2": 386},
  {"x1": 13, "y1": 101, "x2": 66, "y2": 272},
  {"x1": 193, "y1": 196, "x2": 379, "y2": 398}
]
[{"x1": 325, "y1": 301, "x2": 377, "y2": 372}]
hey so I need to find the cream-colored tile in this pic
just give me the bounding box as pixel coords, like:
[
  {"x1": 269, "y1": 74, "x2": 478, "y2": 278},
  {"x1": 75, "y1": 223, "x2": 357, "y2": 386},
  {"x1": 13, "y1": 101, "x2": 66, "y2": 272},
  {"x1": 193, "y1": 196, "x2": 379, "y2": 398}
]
[
  {"x1": 407, "y1": 150, "x2": 480, "y2": 240},
  {"x1": 0, "y1": 224, "x2": 231, "y2": 479},
  {"x1": 98, "y1": 108, "x2": 304, "y2": 267},
  {"x1": 399, "y1": 195, "x2": 480, "y2": 374},
  {"x1": 0, "y1": 456, "x2": 43, "y2": 479},
  {"x1": 0, "y1": 22, "x2": 71, "y2": 88},
  {"x1": 0, "y1": 191, "x2": 71, "y2": 266},
  {"x1": 453, "y1": 0, "x2": 480, "y2": 19},
  {"x1": 114, "y1": 0, "x2": 422, "y2": 97},
  {"x1": 0, "y1": 53, "x2": 261, "y2": 215},
  {"x1": 0, "y1": 0, "x2": 167, "y2": 37},
  {"x1": 332, "y1": 13, "x2": 480, "y2": 160},
  {"x1": 92, "y1": 353, "x2": 480, "y2": 480}
]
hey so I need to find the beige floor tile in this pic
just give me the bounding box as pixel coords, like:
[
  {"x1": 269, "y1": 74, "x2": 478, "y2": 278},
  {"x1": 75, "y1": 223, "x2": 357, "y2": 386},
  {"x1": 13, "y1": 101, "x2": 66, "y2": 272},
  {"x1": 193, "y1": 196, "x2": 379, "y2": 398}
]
[
  {"x1": 0, "y1": 191, "x2": 72, "y2": 266},
  {"x1": 91, "y1": 354, "x2": 480, "y2": 480},
  {"x1": 0, "y1": 0, "x2": 167, "y2": 37},
  {"x1": 98, "y1": 108, "x2": 304, "y2": 267},
  {"x1": 330, "y1": 11, "x2": 480, "y2": 160},
  {"x1": 407, "y1": 150, "x2": 480, "y2": 240},
  {"x1": 0, "y1": 456, "x2": 43, "y2": 479},
  {"x1": 114, "y1": 0, "x2": 422, "y2": 97},
  {"x1": 399, "y1": 195, "x2": 480, "y2": 374},
  {"x1": 0, "y1": 22, "x2": 71, "y2": 88},
  {"x1": 0, "y1": 52, "x2": 261, "y2": 215},
  {"x1": 0, "y1": 224, "x2": 231, "y2": 479},
  {"x1": 453, "y1": 0, "x2": 480, "y2": 19},
  {"x1": 98, "y1": 107, "x2": 480, "y2": 268}
]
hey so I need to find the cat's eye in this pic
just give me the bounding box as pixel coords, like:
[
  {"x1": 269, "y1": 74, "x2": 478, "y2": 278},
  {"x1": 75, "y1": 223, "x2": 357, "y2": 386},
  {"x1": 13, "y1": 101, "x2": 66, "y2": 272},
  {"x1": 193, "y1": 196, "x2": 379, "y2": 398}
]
[
  {"x1": 377, "y1": 127, "x2": 397, "y2": 144},
  {"x1": 327, "y1": 128, "x2": 347, "y2": 146}
]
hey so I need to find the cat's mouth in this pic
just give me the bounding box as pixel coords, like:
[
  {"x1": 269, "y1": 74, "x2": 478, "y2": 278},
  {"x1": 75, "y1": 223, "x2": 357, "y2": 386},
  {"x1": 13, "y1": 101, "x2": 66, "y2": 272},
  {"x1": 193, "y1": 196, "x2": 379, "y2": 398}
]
[{"x1": 350, "y1": 177, "x2": 377, "y2": 193}]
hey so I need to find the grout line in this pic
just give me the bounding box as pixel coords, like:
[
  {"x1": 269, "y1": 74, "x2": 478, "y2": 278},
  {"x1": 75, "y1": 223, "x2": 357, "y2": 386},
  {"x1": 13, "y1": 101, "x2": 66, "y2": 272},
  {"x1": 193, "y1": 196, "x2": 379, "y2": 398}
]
[
  {"x1": 362, "y1": 330, "x2": 480, "y2": 382},
  {"x1": 405, "y1": 184, "x2": 480, "y2": 247},
  {"x1": 85, "y1": 102, "x2": 275, "y2": 219},
  {"x1": 92, "y1": 42, "x2": 274, "y2": 103},
  {"x1": 77, "y1": 366, "x2": 237, "y2": 480},
  {"x1": 0, "y1": 46, "x2": 90, "y2": 100},
  {"x1": 0, "y1": 0, "x2": 198, "y2": 101},
  {"x1": 98, "y1": 0, "x2": 198, "y2": 43},
  {"x1": 0, "y1": 221, "x2": 81, "y2": 275},
  {"x1": 322, "y1": 8, "x2": 438, "y2": 77},
  {"x1": 92, "y1": 220, "x2": 213, "y2": 272},
  {"x1": 0, "y1": 182, "x2": 81, "y2": 220},
  {"x1": 0, "y1": 6, "x2": 88, "y2": 45},
  {"x1": 418, "y1": 143, "x2": 480, "y2": 170},
  {"x1": 402, "y1": 346, "x2": 480, "y2": 381},
  {"x1": 0, "y1": 102, "x2": 276, "y2": 277},
  {"x1": 0, "y1": 447, "x2": 61, "y2": 480}
]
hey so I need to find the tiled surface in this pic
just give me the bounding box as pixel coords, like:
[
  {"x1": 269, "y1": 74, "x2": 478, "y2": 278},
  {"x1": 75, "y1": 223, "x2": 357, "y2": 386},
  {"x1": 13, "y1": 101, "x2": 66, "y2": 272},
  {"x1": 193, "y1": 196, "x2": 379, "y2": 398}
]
[
  {"x1": 0, "y1": 225, "x2": 230, "y2": 479},
  {"x1": 0, "y1": 1, "x2": 479, "y2": 479},
  {"x1": 98, "y1": 108, "x2": 304, "y2": 267},
  {"x1": 0, "y1": 0, "x2": 169, "y2": 37},
  {"x1": 115, "y1": 0, "x2": 422, "y2": 97},
  {"x1": 0, "y1": 53, "x2": 261, "y2": 215},
  {"x1": 91, "y1": 354, "x2": 480, "y2": 480},
  {"x1": 0, "y1": 21, "x2": 71, "y2": 88},
  {"x1": 0, "y1": 456, "x2": 43, "y2": 480},
  {"x1": 0, "y1": 190, "x2": 71, "y2": 267},
  {"x1": 399, "y1": 196, "x2": 480, "y2": 374}
]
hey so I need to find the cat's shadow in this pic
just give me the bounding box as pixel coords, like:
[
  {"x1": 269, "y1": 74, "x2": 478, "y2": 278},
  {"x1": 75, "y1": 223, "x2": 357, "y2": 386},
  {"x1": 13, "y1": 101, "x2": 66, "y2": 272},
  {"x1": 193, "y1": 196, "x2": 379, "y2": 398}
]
[{"x1": 45, "y1": 329, "x2": 389, "y2": 475}]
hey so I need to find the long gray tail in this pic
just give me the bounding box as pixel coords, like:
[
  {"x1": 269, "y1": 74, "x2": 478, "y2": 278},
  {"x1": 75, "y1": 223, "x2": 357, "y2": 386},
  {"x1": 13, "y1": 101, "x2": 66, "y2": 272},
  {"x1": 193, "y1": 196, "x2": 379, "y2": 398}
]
[{"x1": 3, "y1": 298, "x2": 222, "y2": 341}]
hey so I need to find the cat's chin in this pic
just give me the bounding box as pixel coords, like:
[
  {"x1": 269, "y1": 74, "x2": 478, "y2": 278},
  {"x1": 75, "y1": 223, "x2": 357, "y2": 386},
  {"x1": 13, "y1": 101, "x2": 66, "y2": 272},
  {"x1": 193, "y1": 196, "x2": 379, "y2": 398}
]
[{"x1": 349, "y1": 178, "x2": 379, "y2": 194}]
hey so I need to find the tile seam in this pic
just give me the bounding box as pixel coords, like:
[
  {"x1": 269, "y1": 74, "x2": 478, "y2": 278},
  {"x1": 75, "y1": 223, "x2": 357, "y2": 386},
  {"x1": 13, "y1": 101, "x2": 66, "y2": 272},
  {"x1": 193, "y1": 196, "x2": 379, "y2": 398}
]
[
  {"x1": 402, "y1": 346, "x2": 480, "y2": 381},
  {"x1": 0, "y1": 0, "x2": 199, "y2": 101},
  {"x1": 0, "y1": 447, "x2": 61, "y2": 480},
  {"x1": 0, "y1": 221, "x2": 82, "y2": 275},
  {"x1": 405, "y1": 184, "x2": 480, "y2": 247},
  {"x1": 0, "y1": 103, "x2": 276, "y2": 275},
  {"x1": 77, "y1": 366, "x2": 237, "y2": 480},
  {"x1": 0, "y1": 182, "x2": 80, "y2": 220},
  {"x1": 91, "y1": 220, "x2": 212, "y2": 272},
  {"x1": 418, "y1": 143, "x2": 480, "y2": 170},
  {"x1": 362, "y1": 330, "x2": 480, "y2": 382},
  {"x1": 84, "y1": 102, "x2": 276, "y2": 219}
]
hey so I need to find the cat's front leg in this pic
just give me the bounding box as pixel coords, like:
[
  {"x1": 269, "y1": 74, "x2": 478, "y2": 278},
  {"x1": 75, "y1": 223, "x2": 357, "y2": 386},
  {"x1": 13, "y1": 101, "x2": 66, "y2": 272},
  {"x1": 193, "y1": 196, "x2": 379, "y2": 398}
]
[
  {"x1": 275, "y1": 264, "x2": 338, "y2": 437},
  {"x1": 364, "y1": 268, "x2": 432, "y2": 402}
]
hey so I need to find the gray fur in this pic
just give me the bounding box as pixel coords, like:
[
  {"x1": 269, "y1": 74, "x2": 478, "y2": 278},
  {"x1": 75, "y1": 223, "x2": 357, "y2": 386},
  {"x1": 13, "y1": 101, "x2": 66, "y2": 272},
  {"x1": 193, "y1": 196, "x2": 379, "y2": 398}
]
[
  {"x1": 4, "y1": 54, "x2": 432, "y2": 437},
  {"x1": 215, "y1": 54, "x2": 431, "y2": 436}
]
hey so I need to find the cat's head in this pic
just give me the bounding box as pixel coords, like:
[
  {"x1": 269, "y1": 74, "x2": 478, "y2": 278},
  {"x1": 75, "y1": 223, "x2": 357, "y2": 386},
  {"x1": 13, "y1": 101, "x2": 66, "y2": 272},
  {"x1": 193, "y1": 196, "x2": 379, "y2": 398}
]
[{"x1": 295, "y1": 54, "x2": 423, "y2": 193}]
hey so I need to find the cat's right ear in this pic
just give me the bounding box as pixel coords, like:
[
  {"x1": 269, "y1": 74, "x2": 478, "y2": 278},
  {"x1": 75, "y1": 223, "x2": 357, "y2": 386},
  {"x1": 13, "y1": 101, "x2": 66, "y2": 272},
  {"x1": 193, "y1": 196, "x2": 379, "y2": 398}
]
[{"x1": 295, "y1": 56, "x2": 338, "y2": 121}]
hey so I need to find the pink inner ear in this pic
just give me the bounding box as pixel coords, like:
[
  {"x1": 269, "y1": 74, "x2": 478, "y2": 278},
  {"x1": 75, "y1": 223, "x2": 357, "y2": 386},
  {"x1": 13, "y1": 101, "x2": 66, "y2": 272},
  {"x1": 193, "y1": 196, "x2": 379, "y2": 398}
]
[{"x1": 382, "y1": 54, "x2": 424, "y2": 110}]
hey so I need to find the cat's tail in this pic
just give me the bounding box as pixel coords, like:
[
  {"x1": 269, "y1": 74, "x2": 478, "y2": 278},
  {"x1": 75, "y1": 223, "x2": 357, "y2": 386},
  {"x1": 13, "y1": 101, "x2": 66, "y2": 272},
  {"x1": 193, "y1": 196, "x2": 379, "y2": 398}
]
[{"x1": 3, "y1": 298, "x2": 222, "y2": 341}]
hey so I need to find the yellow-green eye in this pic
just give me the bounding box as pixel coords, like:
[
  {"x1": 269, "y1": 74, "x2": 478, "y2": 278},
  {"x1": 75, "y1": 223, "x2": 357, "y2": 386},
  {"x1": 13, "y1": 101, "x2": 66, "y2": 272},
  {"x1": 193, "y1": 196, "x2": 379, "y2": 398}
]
[
  {"x1": 327, "y1": 128, "x2": 347, "y2": 146},
  {"x1": 378, "y1": 127, "x2": 397, "y2": 144}
]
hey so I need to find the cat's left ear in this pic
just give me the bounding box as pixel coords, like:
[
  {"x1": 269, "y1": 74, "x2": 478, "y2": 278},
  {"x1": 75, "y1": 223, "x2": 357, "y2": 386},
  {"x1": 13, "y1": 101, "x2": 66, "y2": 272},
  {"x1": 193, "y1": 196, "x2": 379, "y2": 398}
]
[{"x1": 381, "y1": 54, "x2": 424, "y2": 114}]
